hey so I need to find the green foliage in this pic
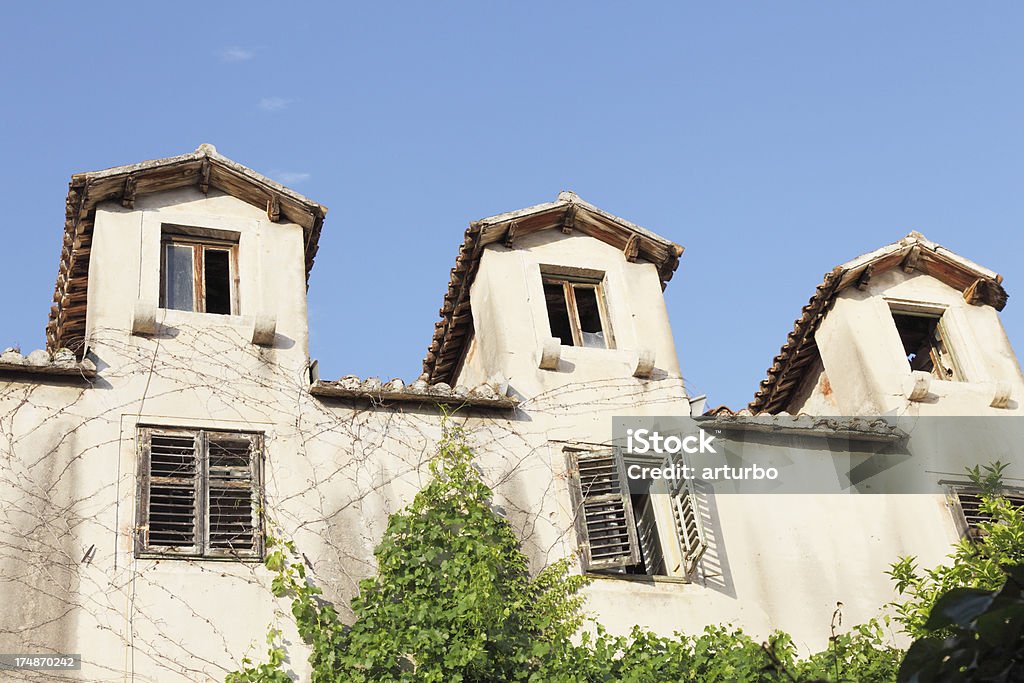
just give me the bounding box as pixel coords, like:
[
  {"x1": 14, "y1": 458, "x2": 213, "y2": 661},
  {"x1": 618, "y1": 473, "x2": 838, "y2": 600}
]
[
  {"x1": 796, "y1": 619, "x2": 903, "y2": 683},
  {"x1": 887, "y1": 462, "x2": 1024, "y2": 638},
  {"x1": 228, "y1": 420, "x2": 902, "y2": 682},
  {"x1": 536, "y1": 623, "x2": 796, "y2": 682},
  {"x1": 897, "y1": 564, "x2": 1024, "y2": 682},
  {"x1": 230, "y1": 420, "x2": 589, "y2": 682}
]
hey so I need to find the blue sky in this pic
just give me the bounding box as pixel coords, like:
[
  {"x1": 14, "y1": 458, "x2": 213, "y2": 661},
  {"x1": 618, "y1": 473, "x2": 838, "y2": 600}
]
[{"x1": 1, "y1": 3, "x2": 1022, "y2": 408}]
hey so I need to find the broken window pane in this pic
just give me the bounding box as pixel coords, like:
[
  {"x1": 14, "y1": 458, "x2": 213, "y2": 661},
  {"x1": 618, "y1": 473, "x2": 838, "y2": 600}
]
[
  {"x1": 544, "y1": 281, "x2": 574, "y2": 346},
  {"x1": 574, "y1": 285, "x2": 606, "y2": 348},
  {"x1": 541, "y1": 274, "x2": 614, "y2": 349},
  {"x1": 204, "y1": 249, "x2": 232, "y2": 315},
  {"x1": 891, "y1": 311, "x2": 957, "y2": 379},
  {"x1": 164, "y1": 244, "x2": 194, "y2": 311}
]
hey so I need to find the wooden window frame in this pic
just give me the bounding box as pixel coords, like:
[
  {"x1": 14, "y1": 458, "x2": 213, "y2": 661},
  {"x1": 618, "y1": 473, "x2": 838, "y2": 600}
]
[
  {"x1": 542, "y1": 271, "x2": 615, "y2": 349},
  {"x1": 566, "y1": 446, "x2": 707, "y2": 578},
  {"x1": 135, "y1": 427, "x2": 264, "y2": 561},
  {"x1": 159, "y1": 233, "x2": 240, "y2": 315}
]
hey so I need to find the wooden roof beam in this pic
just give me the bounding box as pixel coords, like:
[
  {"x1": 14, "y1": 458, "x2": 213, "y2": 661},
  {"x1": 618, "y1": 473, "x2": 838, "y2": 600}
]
[
  {"x1": 623, "y1": 234, "x2": 640, "y2": 262},
  {"x1": 902, "y1": 245, "x2": 921, "y2": 273},
  {"x1": 561, "y1": 204, "x2": 577, "y2": 234},
  {"x1": 267, "y1": 194, "x2": 281, "y2": 222}
]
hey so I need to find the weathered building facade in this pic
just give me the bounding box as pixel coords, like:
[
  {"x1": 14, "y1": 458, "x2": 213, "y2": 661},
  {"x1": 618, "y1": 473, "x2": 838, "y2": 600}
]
[{"x1": 0, "y1": 146, "x2": 1019, "y2": 681}]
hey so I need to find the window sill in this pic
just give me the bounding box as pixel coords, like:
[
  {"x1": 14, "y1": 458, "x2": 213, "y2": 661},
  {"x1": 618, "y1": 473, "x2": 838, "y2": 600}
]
[
  {"x1": 586, "y1": 571, "x2": 693, "y2": 585},
  {"x1": 155, "y1": 308, "x2": 250, "y2": 332},
  {"x1": 135, "y1": 552, "x2": 264, "y2": 564},
  {"x1": 159, "y1": 307, "x2": 241, "y2": 319}
]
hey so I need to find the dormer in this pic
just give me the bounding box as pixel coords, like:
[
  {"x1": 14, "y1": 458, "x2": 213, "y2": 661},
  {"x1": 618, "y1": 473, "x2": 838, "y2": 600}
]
[
  {"x1": 46, "y1": 145, "x2": 327, "y2": 366},
  {"x1": 421, "y1": 192, "x2": 686, "y2": 398},
  {"x1": 752, "y1": 232, "x2": 1021, "y2": 416}
]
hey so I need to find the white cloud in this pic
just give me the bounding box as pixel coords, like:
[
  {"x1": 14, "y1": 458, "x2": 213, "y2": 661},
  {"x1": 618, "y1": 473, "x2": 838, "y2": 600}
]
[
  {"x1": 275, "y1": 171, "x2": 311, "y2": 185},
  {"x1": 221, "y1": 47, "x2": 255, "y2": 62},
  {"x1": 259, "y1": 97, "x2": 291, "y2": 111}
]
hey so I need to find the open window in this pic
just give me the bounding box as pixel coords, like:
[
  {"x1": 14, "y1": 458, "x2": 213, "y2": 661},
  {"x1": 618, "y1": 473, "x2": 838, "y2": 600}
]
[
  {"x1": 542, "y1": 270, "x2": 614, "y2": 349},
  {"x1": 564, "y1": 447, "x2": 706, "y2": 577},
  {"x1": 889, "y1": 304, "x2": 961, "y2": 381},
  {"x1": 161, "y1": 227, "x2": 238, "y2": 315},
  {"x1": 136, "y1": 427, "x2": 263, "y2": 559}
]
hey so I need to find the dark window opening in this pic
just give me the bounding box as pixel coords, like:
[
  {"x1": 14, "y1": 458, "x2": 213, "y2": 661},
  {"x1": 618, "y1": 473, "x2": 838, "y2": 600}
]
[
  {"x1": 891, "y1": 310, "x2": 959, "y2": 380},
  {"x1": 204, "y1": 249, "x2": 232, "y2": 315},
  {"x1": 543, "y1": 281, "x2": 574, "y2": 346},
  {"x1": 542, "y1": 275, "x2": 613, "y2": 349},
  {"x1": 626, "y1": 493, "x2": 666, "y2": 575}
]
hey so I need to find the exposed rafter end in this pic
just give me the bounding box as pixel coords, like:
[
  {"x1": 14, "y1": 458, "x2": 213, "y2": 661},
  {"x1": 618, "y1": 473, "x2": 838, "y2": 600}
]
[
  {"x1": 121, "y1": 175, "x2": 137, "y2": 209},
  {"x1": 856, "y1": 264, "x2": 874, "y2": 290},
  {"x1": 267, "y1": 195, "x2": 281, "y2": 222},
  {"x1": 504, "y1": 221, "x2": 518, "y2": 248},
  {"x1": 561, "y1": 205, "x2": 577, "y2": 234},
  {"x1": 901, "y1": 245, "x2": 921, "y2": 273},
  {"x1": 199, "y1": 159, "x2": 211, "y2": 194},
  {"x1": 964, "y1": 277, "x2": 1008, "y2": 311},
  {"x1": 623, "y1": 234, "x2": 640, "y2": 262}
]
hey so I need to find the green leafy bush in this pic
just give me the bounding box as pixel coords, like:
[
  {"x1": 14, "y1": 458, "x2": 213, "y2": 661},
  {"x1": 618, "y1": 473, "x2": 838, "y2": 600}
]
[
  {"x1": 229, "y1": 422, "x2": 902, "y2": 682},
  {"x1": 888, "y1": 462, "x2": 1024, "y2": 639}
]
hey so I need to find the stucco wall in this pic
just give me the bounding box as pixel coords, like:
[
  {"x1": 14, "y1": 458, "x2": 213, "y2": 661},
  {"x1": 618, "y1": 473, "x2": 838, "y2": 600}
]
[{"x1": 0, "y1": 196, "x2": 1011, "y2": 680}]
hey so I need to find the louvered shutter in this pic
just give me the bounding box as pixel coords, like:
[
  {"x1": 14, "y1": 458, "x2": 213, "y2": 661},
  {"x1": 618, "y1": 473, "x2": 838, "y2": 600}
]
[
  {"x1": 670, "y1": 475, "x2": 707, "y2": 575},
  {"x1": 139, "y1": 428, "x2": 201, "y2": 555},
  {"x1": 566, "y1": 448, "x2": 640, "y2": 570},
  {"x1": 205, "y1": 432, "x2": 261, "y2": 558},
  {"x1": 954, "y1": 488, "x2": 1024, "y2": 540}
]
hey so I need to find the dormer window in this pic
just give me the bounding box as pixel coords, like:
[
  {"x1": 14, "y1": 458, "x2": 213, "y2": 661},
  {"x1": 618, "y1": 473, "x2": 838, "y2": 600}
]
[
  {"x1": 542, "y1": 269, "x2": 614, "y2": 349},
  {"x1": 161, "y1": 227, "x2": 238, "y2": 315}
]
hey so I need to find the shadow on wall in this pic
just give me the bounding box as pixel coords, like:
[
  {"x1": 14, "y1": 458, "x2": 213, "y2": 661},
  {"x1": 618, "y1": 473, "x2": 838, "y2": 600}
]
[{"x1": 695, "y1": 484, "x2": 736, "y2": 599}]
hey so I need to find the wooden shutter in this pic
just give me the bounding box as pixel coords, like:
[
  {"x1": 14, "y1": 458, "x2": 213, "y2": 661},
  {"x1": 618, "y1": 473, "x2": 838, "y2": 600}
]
[
  {"x1": 205, "y1": 432, "x2": 262, "y2": 558},
  {"x1": 954, "y1": 487, "x2": 1024, "y2": 540},
  {"x1": 566, "y1": 448, "x2": 639, "y2": 570},
  {"x1": 670, "y1": 475, "x2": 707, "y2": 575},
  {"x1": 139, "y1": 428, "x2": 201, "y2": 555}
]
